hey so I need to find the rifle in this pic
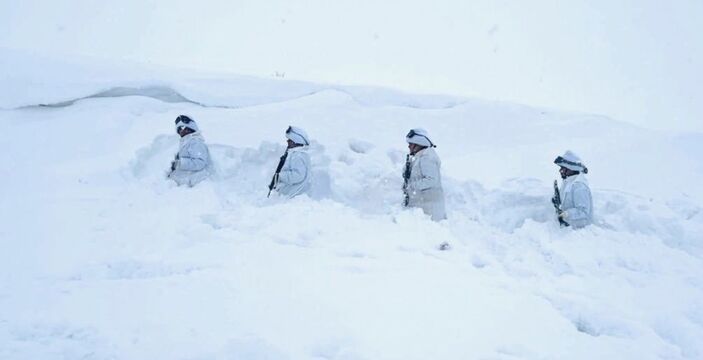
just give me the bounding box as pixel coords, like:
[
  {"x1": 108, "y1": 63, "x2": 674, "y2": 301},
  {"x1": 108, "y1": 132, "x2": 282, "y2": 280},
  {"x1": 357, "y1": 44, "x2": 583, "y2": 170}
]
[
  {"x1": 402, "y1": 154, "x2": 412, "y2": 206},
  {"x1": 552, "y1": 180, "x2": 569, "y2": 227},
  {"x1": 268, "y1": 151, "x2": 288, "y2": 197},
  {"x1": 168, "y1": 153, "x2": 179, "y2": 175}
]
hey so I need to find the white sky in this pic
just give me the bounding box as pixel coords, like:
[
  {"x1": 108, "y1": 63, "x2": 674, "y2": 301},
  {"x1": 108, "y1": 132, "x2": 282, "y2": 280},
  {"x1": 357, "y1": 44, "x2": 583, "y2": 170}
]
[{"x1": 1, "y1": 0, "x2": 701, "y2": 132}]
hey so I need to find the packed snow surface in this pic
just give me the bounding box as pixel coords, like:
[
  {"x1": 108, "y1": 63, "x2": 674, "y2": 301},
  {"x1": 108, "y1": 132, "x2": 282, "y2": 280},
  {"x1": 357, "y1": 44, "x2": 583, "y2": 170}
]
[{"x1": 1, "y1": 52, "x2": 702, "y2": 359}]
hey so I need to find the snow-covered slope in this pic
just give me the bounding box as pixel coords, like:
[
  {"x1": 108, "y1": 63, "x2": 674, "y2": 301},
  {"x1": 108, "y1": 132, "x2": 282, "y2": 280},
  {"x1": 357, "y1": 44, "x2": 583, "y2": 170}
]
[{"x1": 1, "y1": 53, "x2": 702, "y2": 359}]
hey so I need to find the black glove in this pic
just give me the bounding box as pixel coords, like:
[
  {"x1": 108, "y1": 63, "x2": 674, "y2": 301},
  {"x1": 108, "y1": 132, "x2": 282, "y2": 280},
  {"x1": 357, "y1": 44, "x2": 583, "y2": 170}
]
[{"x1": 171, "y1": 161, "x2": 176, "y2": 171}]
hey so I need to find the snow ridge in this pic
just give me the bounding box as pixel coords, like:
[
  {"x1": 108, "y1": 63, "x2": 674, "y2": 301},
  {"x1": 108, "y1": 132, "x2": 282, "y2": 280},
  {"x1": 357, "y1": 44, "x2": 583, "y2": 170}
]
[
  {"x1": 29, "y1": 86, "x2": 202, "y2": 108},
  {"x1": 17, "y1": 83, "x2": 468, "y2": 113}
]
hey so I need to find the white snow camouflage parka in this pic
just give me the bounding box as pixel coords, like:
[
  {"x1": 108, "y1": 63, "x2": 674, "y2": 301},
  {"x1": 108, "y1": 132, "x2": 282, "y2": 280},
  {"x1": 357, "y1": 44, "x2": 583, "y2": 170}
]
[
  {"x1": 168, "y1": 132, "x2": 212, "y2": 187},
  {"x1": 404, "y1": 147, "x2": 447, "y2": 221},
  {"x1": 274, "y1": 146, "x2": 311, "y2": 198},
  {"x1": 560, "y1": 173, "x2": 593, "y2": 228}
]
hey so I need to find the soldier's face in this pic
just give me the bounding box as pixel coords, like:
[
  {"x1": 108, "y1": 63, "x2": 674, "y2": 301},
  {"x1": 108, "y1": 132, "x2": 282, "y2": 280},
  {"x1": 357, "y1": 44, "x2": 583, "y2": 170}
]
[
  {"x1": 559, "y1": 167, "x2": 569, "y2": 179},
  {"x1": 408, "y1": 143, "x2": 419, "y2": 155}
]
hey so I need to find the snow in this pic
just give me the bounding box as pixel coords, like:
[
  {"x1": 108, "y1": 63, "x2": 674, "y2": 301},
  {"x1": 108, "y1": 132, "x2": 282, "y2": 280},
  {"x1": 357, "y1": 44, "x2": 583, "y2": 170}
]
[
  {"x1": 1, "y1": 52, "x2": 703, "y2": 359},
  {"x1": 2, "y1": 1, "x2": 702, "y2": 132}
]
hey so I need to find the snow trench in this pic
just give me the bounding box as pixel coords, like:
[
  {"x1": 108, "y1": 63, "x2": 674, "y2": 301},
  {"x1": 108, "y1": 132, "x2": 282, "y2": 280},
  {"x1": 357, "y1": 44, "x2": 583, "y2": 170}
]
[{"x1": 128, "y1": 133, "x2": 703, "y2": 259}]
